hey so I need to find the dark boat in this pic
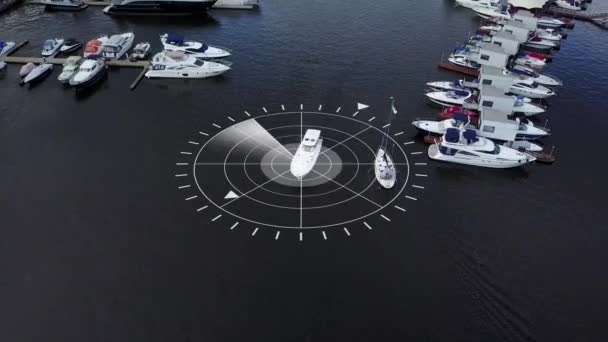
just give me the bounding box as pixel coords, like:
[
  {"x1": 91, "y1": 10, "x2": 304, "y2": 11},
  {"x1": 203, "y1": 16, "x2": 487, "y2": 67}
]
[
  {"x1": 102, "y1": 0, "x2": 217, "y2": 15},
  {"x1": 60, "y1": 38, "x2": 83, "y2": 54},
  {"x1": 44, "y1": 0, "x2": 88, "y2": 11}
]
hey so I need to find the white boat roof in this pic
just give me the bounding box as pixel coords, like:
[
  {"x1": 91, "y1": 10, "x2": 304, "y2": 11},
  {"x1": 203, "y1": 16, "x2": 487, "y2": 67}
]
[
  {"x1": 302, "y1": 129, "x2": 321, "y2": 146},
  {"x1": 106, "y1": 34, "x2": 127, "y2": 46},
  {"x1": 481, "y1": 108, "x2": 513, "y2": 124}
]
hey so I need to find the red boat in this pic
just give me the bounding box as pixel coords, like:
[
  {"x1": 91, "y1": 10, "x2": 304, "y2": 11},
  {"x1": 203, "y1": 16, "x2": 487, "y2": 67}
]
[{"x1": 437, "y1": 106, "x2": 479, "y2": 124}]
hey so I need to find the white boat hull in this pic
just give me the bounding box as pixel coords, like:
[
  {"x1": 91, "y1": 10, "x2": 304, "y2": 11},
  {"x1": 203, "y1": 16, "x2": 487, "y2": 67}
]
[
  {"x1": 374, "y1": 148, "x2": 396, "y2": 189},
  {"x1": 428, "y1": 144, "x2": 535, "y2": 168}
]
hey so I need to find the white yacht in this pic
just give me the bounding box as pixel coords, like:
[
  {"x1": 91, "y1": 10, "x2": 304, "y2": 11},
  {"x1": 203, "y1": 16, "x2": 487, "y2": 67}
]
[
  {"x1": 426, "y1": 89, "x2": 474, "y2": 107},
  {"x1": 513, "y1": 97, "x2": 545, "y2": 116},
  {"x1": 41, "y1": 38, "x2": 64, "y2": 57},
  {"x1": 129, "y1": 42, "x2": 150, "y2": 60},
  {"x1": 514, "y1": 54, "x2": 546, "y2": 69},
  {"x1": 524, "y1": 37, "x2": 558, "y2": 50},
  {"x1": 455, "y1": 0, "x2": 499, "y2": 9},
  {"x1": 0, "y1": 41, "x2": 16, "y2": 56},
  {"x1": 160, "y1": 34, "x2": 230, "y2": 59},
  {"x1": 509, "y1": 82, "x2": 555, "y2": 99},
  {"x1": 375, "y1": 97, "x2": 398, "y2": 189},
  {"x1": 103, "y1": 0, "x2": 216, "y2": 15},
  {"x1": 57, "y1": 56, "x2": 83, "y2": 84},
  {"x1": 473, "y1": 7, "x2": 512, "y2": 20},
  {"x1": 22, "y1": 64, "x2": 53, "y2": 85},
  {"x1": 534, "y1": 29, "x2": 563, "y2": 42},
  {"x1": 83, "y1": 36, "x2": 108, "y2": 57},
  {"x1": 60, "y1": 38, "x2": 83, "y2": 53},
  {"x1": 538, "y1": 17, "x2": 566, "y2": 29},
  {"x1": 428, "y1": 128, "x2": 535, "y2": 168},
  {"x1": 510, "y1": 65, "x2": 563, "y2": 86},
  {"x1": 102, "y1": 33, "x2": 134, "y2": 60},
  {"x1": 448, "y1": 53, "x2": 480, "y2": 70},
  {"x1": 412, "y1": 116, "x2": 549, "y2": 141},
  {"x1": 290, "y1": 129, "x2": 323, "y2": 179},
  {"x1": 43, "y1": 0, "x2": 87, "y2": 11},
  {"x1": 69, "y1": 58, "x2": 107, "y2": 90},
  {"x1": 145, "y1": 51, "x2": 231, "y2": 79},
  {"x1": 555, "y1": 0, "x2": 582, "y2": 11}
]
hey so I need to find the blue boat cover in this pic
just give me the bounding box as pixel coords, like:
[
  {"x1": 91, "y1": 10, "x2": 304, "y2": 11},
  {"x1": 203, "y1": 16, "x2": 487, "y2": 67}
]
[
  {"x1": 189, "y1": 44, "x2": 209, "y2": 53},
  {"x1": 0, "y1": 41, "x2": 5, "y2": 48},
  {"x1": 452, "y1": 90, "x2": 469, "y2": 97},
  {"x1": 463, "y1": 129, "x2": 478, "y2": 144},
  {"x1": 445, "y1": 128, "x2": 460, "y2": 143},
  {"x1": 511, "y1": 68, "x2": 530, "y2": 76},
  {"x1": 453, "y1": 112, "x2": 468, "y2": 122},
  {"x1": 167, "y1": 34, "x2": 185, "y2": 43}
]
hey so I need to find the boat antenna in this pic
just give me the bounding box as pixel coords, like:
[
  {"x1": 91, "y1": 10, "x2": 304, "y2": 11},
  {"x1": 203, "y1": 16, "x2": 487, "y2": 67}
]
[{"x1": 380, "y1": 97, "x2": 397, "y2": 151}]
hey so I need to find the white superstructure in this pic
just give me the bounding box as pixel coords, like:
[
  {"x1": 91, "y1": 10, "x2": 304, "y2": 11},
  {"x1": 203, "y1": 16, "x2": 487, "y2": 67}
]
[{"x1": 290, "y1": 129, "x2": 323, "y2": 179}]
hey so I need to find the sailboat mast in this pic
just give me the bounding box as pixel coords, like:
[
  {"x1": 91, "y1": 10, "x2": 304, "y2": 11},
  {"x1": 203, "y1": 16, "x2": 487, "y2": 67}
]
[{"x1": 380, "y1": 97, "x2": 396, "y2": 151}]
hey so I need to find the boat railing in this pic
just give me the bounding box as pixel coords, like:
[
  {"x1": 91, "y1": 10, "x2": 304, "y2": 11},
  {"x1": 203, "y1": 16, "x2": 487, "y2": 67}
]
[{"x1": 212, "y1": 59, "x2": 233, "y2": 67}]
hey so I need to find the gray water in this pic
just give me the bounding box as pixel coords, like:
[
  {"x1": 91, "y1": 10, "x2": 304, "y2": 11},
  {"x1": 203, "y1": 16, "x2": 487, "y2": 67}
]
[{"x1": 1, "y1": 1, "x2": 608, "y2": 341}]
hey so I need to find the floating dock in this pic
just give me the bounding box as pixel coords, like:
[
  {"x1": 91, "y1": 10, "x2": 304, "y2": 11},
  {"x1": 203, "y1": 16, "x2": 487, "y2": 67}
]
[
  {"x1": 546, "y1": 6, "x2": 608, "y2": 23},
  {"x1": 437, "y1": 61, "x2": 479, "y2": 77}
]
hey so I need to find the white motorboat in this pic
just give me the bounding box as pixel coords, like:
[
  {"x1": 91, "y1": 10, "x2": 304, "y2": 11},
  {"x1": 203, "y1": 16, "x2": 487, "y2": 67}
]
[
  {"x1": 22, "y1": 64, "x2": 53, "y2": 85},
  {"x1": 129, "y1": 42, "x2": 150, "y2": 60},
  {"x1": 555, "y1": 0, "x2": 582, "y2": 11},
  {"x1": 428, "y1": 128, "x2": 535, "y2": 168},
  {"x1": 102, "y1": 32, "x2": 134, "y2": 60},
  {"x1": 538, "y1": 17, "x2": 565, "y2": 29},
  {"x1": 43, "y1": 0, "x2": 87, "y2": 11},
  {"x1": 57, "y1": 56, "x2": 83, "y2": 84},
  {"x1": 426, "y1": 89, "x2": 474, "y2": 107},
  {"x1": 145, "y1": 51, "x2": 231, "y2": 79},
  {"x1": 41, "y1": 38, "x2": 64, "y2": 57},
  {"x1": 290, "y1": 129, "x2": 323, "y2": 179},
  {"x1": 509, "y1": 82, "x2": 555, "y2": 99},
  {"x1": 160, "y1": 33, "x2": 230, "y2": 59},
  {"x1": 510, "y1": 65, "x2": 563, "y2": 86},
  {"x1": 374, "y1": 97, "x2": 398, "y2": 189},
  {"x1": 513, "y1": 96, "x2": 545, "y2": 116},
  {"x1": 213, "y1": 0, "x2": 259, "y2": 9},
  {"x1": 455, "y1": 0, "x2": 499, "y2": 9},
  {"x1": 473, "y1": 7, "x2": 511, "y2": 20},
  {"x1": 534, "y1": 29, "x2": 563, "y2": 42},
  {"x1": 448, "y1": 53, "x2": 480, "y2": 70},
  {"x1": 60, "y1": 38, "x2": 83, "y2": 53},
  {"x1": 514, "y1": 54, "x2": 546, "y2": 69},
  {"x1": 83, "y1": 36, "x2": 108, "y2": 58},
  {"x1": 0, "y1": 40, "x2": 16, "y2": 56},
  {"x1": 19, "y1": 62, "x2": 36, "y2": 78},
  {"x1": 426, "y1": 80, "x2": 473, "y2": 92},
  {"x1": 69, "y1": 57, "x2": 107, "y2": 90},
  {"x1": 524, "y1": 37, "x2": 557, "y2": 50},
  {"x1": 103, "y1": 0, "x2": 216, "y2": 15},
  {"x1": 412, "y1": 116, "x2": 549, "y2": 141},
  {"x1": 505, "y1": 140, "x2": 543, "y2": 152}
]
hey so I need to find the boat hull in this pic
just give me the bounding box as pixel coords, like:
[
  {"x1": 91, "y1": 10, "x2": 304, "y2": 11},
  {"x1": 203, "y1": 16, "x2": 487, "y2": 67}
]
[
  {"x1": 103, "y1": 0, "x2": 216, "y2": 15},
  {"x1": 45, "y1": 3, "x2": 87, "y2": 11},
  {"x1": 428, "y1": 144, "x2": 533, "y2": 169}
]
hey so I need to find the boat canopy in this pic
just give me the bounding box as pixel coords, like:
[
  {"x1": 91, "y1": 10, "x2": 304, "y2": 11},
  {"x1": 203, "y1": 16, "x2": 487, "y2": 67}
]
[
  {"x1": 453, "y1": 112, "x2": 469, "y2": 122},
  {"x1": 463, "y1": 129, "x2": 478, "y2": 144},
  {"x1": 452, "y1": 90, "x2": 470, "y2": 97},
  {"x1": 167, "y1": 34, "x2": 185, "y2": 44},
  {"x1": 445, "y1": 128, "x2": 460, "y2": 143}
]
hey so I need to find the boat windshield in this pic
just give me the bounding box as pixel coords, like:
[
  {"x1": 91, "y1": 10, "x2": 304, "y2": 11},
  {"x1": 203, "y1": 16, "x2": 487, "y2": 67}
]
[
  {"x1": 303, "y1": 146, "x2": 315, "y2": 152},
  {"x1": 194, "y1": 59, "x2": 205, "y2": 67},
  {"x1": 476, "y1": 145, "x2": 500, "y2": 154}
]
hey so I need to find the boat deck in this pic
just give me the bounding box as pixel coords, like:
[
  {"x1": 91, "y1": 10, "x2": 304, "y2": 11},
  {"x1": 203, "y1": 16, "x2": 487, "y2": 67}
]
[{"x1": 437, "y1": 62, "x2": 480, "y2": 77}]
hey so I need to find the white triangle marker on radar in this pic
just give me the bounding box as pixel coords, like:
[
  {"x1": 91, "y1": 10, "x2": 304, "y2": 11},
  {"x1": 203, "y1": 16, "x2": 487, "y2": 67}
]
[
  {"x1": 224, "y1": 191, "x2": 239, "y2": 200},
  {"x1": 357, "y1": 102, "x2": 369, "y2": 110}
]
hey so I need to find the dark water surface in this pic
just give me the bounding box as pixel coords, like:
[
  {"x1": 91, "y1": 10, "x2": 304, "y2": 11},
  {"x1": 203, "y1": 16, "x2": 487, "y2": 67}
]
[{"x1": 1, "y1": 1, "x2": 608, "y2": 341}]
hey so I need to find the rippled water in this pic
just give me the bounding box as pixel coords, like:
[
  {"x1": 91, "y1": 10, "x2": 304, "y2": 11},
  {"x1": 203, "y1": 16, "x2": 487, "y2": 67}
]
[{"x1": 1, "y1": 1, "x2": 608, "y2": 341}]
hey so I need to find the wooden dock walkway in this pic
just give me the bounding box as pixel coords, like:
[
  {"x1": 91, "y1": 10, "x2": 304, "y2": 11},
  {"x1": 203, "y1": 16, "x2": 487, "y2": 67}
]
[
  {"x1": 547, "y1": 6, "x2": 608, "y2": 21},
  {"x1": 3, "y1": 56, "x2": 150, "y2": 68}
]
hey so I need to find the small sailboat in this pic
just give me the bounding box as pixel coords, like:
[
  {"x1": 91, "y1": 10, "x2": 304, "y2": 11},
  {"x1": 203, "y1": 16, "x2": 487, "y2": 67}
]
[
  {"x1": 290, "y1": 129, "x2": 323, "y2": 179},
  {"x1": 375, "y1": 97, "x2": 398, "y2": 189}
]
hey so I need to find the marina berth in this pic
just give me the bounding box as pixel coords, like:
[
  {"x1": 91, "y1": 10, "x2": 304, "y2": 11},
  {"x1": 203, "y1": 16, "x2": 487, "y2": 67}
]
[
  {"x1": 509, "y1": 65, "x2": 562, "y2": 86},
  {"x1": 554, "y1": 0, "x2": 583, "y2": 11},
  {"x1": 160, "y1": 34, "x2": 231, "y2": 59},
  {"x1": 146, "y1": 51, "x2": 231, "y2": 79}
]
